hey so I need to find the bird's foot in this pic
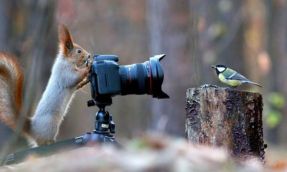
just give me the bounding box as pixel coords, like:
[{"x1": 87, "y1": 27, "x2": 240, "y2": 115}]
[
  {"x1": 226, "y1": 86, "x2": 238, "y2": 90},
  {"x1": 200, "y1": 84, "x2": 219, "y2": 89}
]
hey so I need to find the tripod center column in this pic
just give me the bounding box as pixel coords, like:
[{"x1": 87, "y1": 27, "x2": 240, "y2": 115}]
[{"x1": 95, "y1": 109, "x2": 110, "y2": 133}]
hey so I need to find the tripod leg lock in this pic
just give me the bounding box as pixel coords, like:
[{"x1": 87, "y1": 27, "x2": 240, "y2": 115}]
[{"x1": 109, "y1": 115, "x2": 115, "y2": 134}]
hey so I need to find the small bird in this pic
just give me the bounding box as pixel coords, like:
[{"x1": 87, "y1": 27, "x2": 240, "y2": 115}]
[{"x1": 211, "y1": 64, "x2": 262, "y2": 87}]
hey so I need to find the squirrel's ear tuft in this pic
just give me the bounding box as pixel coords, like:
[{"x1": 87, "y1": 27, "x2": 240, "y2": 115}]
[{"x1": 58, "y1": 24, "x2": 74, "y2": 56}]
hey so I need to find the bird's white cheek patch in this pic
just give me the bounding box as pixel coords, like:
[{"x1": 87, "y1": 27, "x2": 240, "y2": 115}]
[{"x1": 217, "y1": 67, "x2": 225, "y2": 72}]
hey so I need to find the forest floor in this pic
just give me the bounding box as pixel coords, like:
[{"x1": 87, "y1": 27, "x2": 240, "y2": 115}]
[
  {"x1": 0, "y1": 134, "x2": 286, "y2": 172},
  {"x1": 265, "y1": 145, "x2": 287, "y2": 170}
]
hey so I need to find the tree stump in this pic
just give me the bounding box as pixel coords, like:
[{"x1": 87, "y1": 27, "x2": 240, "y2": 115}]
[{"x1": 185, "y1": 85, "x2": 265, "y2": 160}]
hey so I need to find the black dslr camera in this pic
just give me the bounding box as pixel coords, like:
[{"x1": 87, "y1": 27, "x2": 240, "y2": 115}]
[
  {"x1": 88, "y1": 54, "x2": 169, "y2": 107},
  {"x1": 85, "y1": 54, "x2": 169, "y2": 143}
]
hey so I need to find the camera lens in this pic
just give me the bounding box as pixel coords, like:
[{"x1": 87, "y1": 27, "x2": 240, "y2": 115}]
[{"x1": 119, "y1": 54, "x2": 169, "y2": 99}]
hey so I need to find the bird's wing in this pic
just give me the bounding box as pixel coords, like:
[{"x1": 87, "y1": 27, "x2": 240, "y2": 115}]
[{"x1": 224, "y1": 68, "x2": 248, "y2": 81}]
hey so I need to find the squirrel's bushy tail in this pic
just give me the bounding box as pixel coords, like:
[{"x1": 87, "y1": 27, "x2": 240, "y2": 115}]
[
  {"x1": 0, "y1": 52, "x2": 37, "y2": 146},
  {"x1": 0, "y1": 52, "x2": 25, "y2": 131}
]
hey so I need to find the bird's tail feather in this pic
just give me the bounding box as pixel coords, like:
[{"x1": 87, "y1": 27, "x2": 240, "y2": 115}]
[{"x1": 244, "y1": 80, "x2": 262, "y2": 87}]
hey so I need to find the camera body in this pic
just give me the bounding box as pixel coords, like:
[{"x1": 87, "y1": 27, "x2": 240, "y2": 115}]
[
  {"x1": 89, "y1": 55, "x2": 121, "y2": 96},
  {"x1": 89, "y1": 54, "x2": 169, "y2": 101}
]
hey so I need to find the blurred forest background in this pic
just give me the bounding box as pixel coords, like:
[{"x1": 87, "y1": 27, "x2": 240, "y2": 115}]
[{"x1": 0, "y1": 0, "x2": 286, "y2": 149}]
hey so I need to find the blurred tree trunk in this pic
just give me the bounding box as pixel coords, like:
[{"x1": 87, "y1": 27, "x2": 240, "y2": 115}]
[
  {"x1": 0, "y1": 1, "x2": 12, "y2": 50},
  {"x1": 242, "y1": 0, "x2": 266, "y2": 85},
  {"x1": 190, "y1": 0, "x2": 244, "y2": 79},
  {"x1": 269, "y1": 0, "x2": 287, "y2": 144},
  {"x1": 147, "y1": 0, "x2": 192, "y2": 135},
  {"x1": 188, "y1": 0, "x2": 204, "y2": 85}
]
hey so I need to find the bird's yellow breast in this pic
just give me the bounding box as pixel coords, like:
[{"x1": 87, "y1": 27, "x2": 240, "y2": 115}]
[{"x1": 218, "y1": 74, "x2": 241, "y2": 87}]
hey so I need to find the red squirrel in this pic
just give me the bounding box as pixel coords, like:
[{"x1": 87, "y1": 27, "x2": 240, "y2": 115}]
[{"x1": 0, "y1": 25, "x2": 91, "y2": 146}]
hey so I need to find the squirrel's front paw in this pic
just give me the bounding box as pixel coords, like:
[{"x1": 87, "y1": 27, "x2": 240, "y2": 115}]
[
  {"x1": 74, "y1": 65, "x2": 90, "y2": 88},
  {"x1": 37, "y1": 139, "x2": 55, "y2": 146},
  {"x1": 76, "y1": 76, "x2": 89, "y2": 89}
]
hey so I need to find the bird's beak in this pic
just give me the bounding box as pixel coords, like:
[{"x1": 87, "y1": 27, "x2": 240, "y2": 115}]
[{"x1": 211, "y1": 65, "x2": 216, "y2": 69}]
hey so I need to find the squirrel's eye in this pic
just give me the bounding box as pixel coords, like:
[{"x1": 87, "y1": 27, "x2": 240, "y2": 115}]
[{"x1": 77, "y1": 49, "x2": 82, "y2": 54}]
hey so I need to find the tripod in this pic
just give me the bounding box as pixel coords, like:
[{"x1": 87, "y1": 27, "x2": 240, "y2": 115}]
[
  {"x1": 84, "y1": 96, "x2": 117, "y2": 144},
  {"x1": 1, "y1": 96, "x2": 118, "y2": 165}
]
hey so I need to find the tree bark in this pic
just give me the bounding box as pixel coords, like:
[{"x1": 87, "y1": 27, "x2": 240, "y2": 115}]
[{"x1": 186, "y1": 85, "x2": 265, "y2": 160}]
